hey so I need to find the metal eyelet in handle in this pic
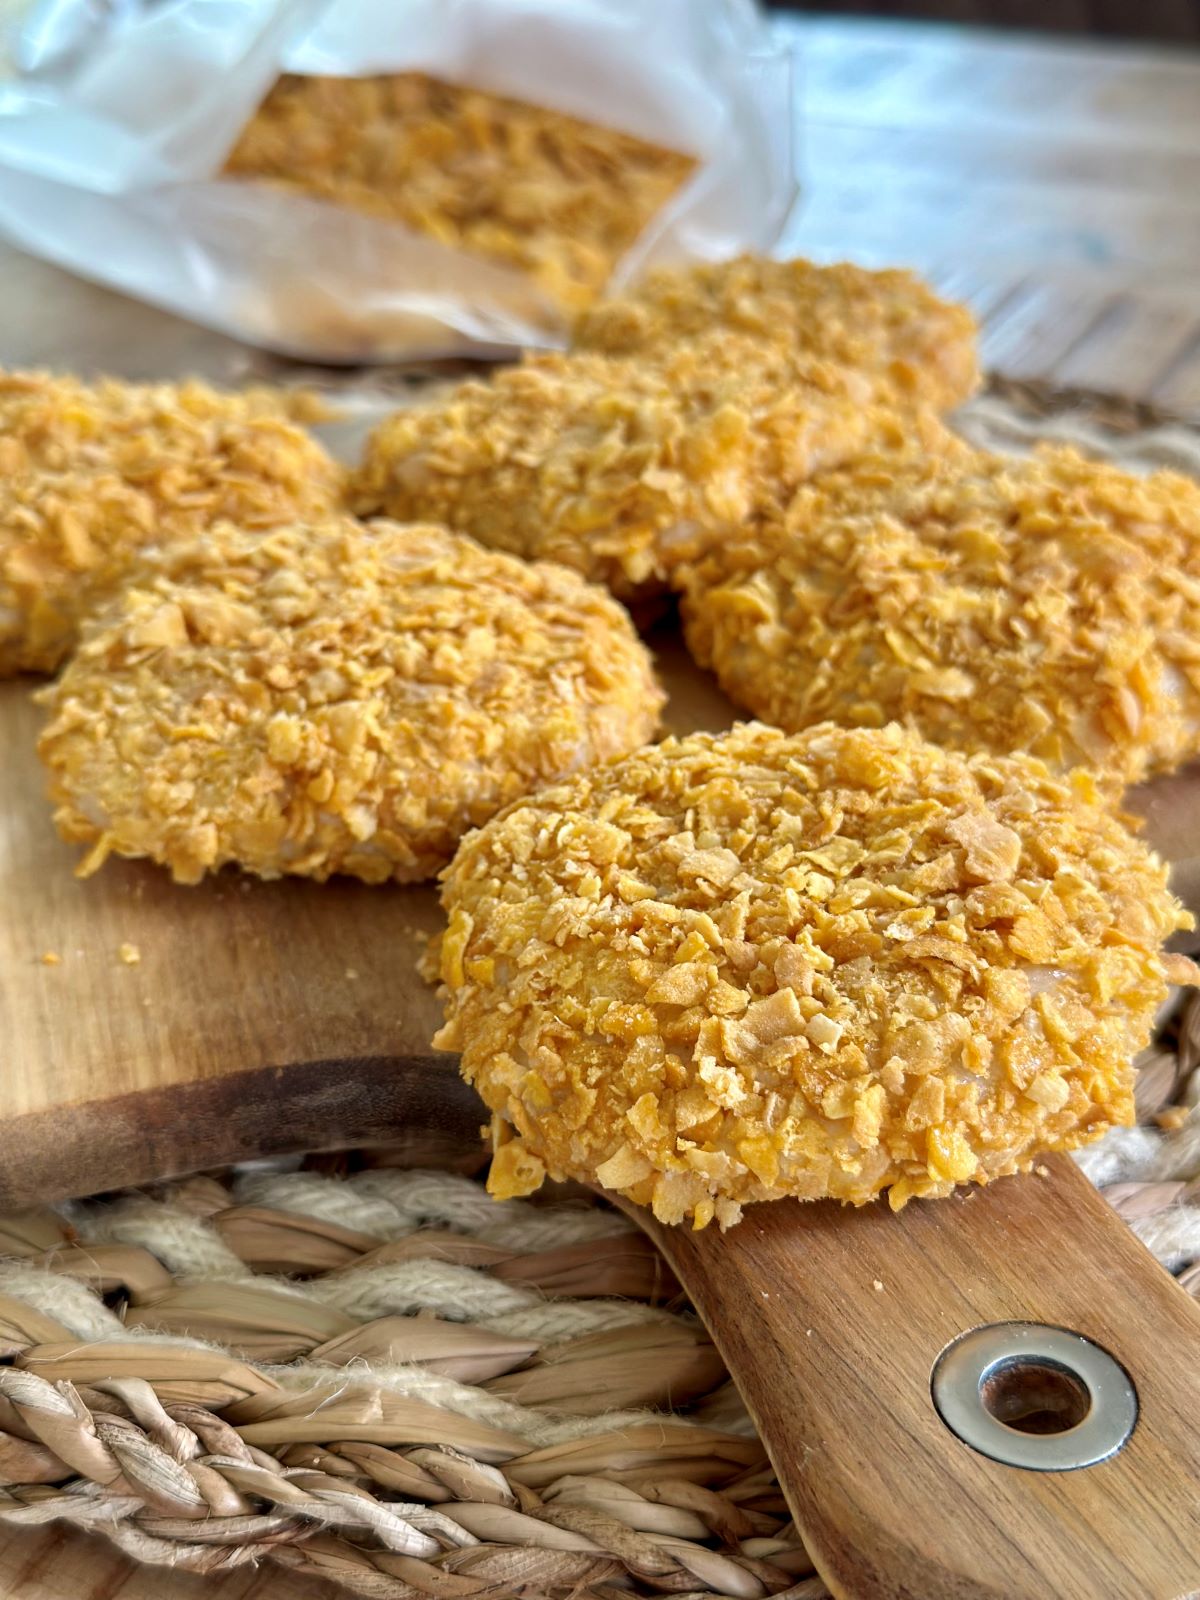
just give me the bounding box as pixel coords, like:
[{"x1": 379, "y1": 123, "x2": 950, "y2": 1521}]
[{"x1": 931, "y1": 1322, "x2": 1138, "y2": 1472}]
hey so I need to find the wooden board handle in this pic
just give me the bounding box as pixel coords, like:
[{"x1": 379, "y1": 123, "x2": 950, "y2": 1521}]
[{"x1": 625, "y1": 1156, "x2": 1200, "y2": 1600}]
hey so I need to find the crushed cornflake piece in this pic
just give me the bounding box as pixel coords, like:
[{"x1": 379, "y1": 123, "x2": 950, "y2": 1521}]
[
  {"x1": 1155, "y1": 1106, "x2": 1189, "y2": 1131},
  {"x1": 39, "y1": 950, "x2": 60, "y2": 966},
  {"x1": 118, "y1": 943, "x2": 141, "y2": 965},
  {"x1": 434, "y1": 722, "x2": 1191, "y2": 1227}
]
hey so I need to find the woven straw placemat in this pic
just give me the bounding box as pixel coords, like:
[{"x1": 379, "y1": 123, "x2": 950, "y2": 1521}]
[{"x1": 3, "y1": 379, "x2": 1200, "y2": 1600}]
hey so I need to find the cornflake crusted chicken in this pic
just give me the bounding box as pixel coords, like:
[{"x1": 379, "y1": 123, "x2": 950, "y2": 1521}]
[
  {"x1": 352, "y1": 336, "x2": 938, "y2": 605},
  {"x1": 37, "y1": 518, "x2": 664, "y2": 885},
  {"x1": 680, "y1": 443, "x2": 1200, "y2": 790},
  {"x1": 573, "y1": 254, "x2": 981, "y2": 411},
  {"x1": 223, "y1": 73, "x2": 696, "y2": 314},
  {"x1": 0, "y1": 370, "x2": 342, "y2": 676},
  {"x1": 433, "y1": 722, "x2": 1196, "y2": 1228}
]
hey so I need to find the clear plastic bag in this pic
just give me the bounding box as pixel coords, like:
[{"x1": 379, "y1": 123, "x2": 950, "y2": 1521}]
[{"x1": 0, "y1": 0, "x2": 797, "y2": 362}]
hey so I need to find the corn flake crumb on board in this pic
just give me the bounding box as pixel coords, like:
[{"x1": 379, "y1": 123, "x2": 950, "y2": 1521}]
[
  {"x1": 223, "y1": 73, "x2": 696, "y2": 315},
  {"x1": 574, "y1": 254, "x2": 981, "y2": 412},
  {"x1": 37, "y1": 518, "x2": 664, "y2": 885},
  {"x1": 679, "y1": 443, "x2": 1200, "y2": 790},
  {"x1": 433, "y1": 721, "x2": 1195, "y2": 1228},
  {"x1": 352, "y1": 333, "x2": 953, "y2": 605},
  {"x1": 0, "y1": 370, "x2": 342, "y2": 675}
]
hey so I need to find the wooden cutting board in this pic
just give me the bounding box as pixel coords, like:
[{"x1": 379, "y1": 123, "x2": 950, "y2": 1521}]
[
  {"x1": 0, "y1": 630, "x2": 750, "y2": 1210},
  {"x1": 3, "y1": 630, "x2": 1199, "y2": 1213}
]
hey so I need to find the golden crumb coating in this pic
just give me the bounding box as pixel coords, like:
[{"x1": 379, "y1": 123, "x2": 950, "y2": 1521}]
[
  {"x1": 223, "y1": 73, "x2": 696, "y2": 315},
  {"x1": 434, "y1": 721, "x2": 1194, "y2": 1228},
  {"x1": 680, "y1": 444, "x2": 1200, "y2": 790},
  {"x1": 352, "y1": 336, "x2": 940, "y2": 605},
  {"x1": 0, "y1": 370, "x2": 343, "y2": 676},
  {"x1": 573, "y1": 254, "x2": 980, "y2": 411},
  {"x1": 37, "y1": 518, "x2": 664, "y2": 885}
]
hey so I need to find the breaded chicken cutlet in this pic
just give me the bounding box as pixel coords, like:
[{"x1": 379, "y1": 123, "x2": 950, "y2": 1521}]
[
  {"x1": 352, "y1": 333, "x2": 952, "y2": 606},
  {"x1": 574, "y1": 254, "x2": 980, "y2": 412},
  {"x1": 37, "y1": 518, "x2": 664, "y2": 885},
  {"x1": 433, "y1": 722, "x2": 1194, "y2": 1228},
  {"x1": 679, "y1": 444, "x2": 1200, "y2": 790},
  {"x1": 0, "y1": 370, "x2": 342, "y2": 675}
]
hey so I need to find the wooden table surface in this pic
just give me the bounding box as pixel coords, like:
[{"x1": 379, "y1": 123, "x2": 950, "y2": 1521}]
[
  {"x1": 783, "y1": 17, "x2": 1200, "y2": 414},
  {"x1": 3, "y1": 16, "x2": 1200, "y2": 1600}
]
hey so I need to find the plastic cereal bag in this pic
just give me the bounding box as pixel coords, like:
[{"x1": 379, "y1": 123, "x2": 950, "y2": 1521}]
[{"x1": 0, "y1": 0, "x2": 797, "y2": 361}]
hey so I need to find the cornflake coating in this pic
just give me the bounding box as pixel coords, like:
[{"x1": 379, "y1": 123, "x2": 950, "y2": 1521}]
[
  {"x1": 680, "y1": 444, "x2": 1200, "y2": 790},
  {"x1": 574, "y1": 254, "x2": 980, "y2": 411},
  {"x1": 0, "y1": 370, "x2": 342, "y2": 675},
  {"x1": 37, "y1": 518, "x2": 664, "y2": 885},
  {"x1": 223, "y1": 73, "x2": 696, "y2": 315},
  {"x1": 352, "y1": 336, "x2": 937, "y2": 604},
  {"x1": 434, "y1": 721, "x2": 1195, "y2": 1228}
]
